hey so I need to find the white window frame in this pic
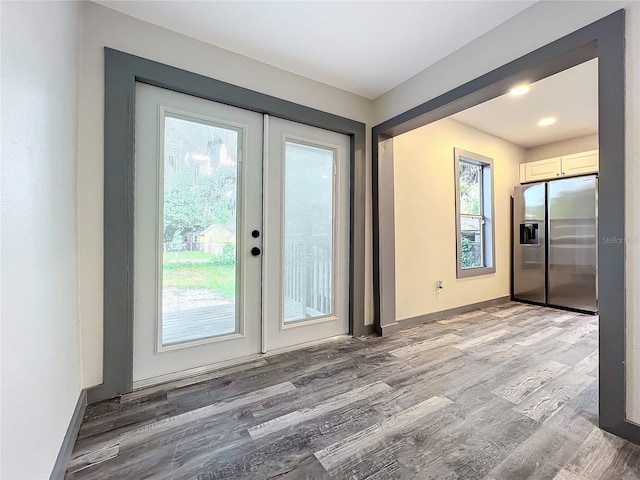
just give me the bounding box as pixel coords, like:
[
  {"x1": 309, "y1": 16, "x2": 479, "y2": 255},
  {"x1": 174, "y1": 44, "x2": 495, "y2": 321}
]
[{"x1": 454, "y1": 148, "x2": 496, "y2": 278}]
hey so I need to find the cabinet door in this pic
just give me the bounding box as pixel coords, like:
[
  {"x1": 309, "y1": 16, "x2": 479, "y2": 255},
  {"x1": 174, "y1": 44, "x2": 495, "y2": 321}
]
[
  {"x1": 525, "y1": 157, "x2": 562, "y2": 182},
  {"x1": 519, "y1": 164, "x2": 527, "y2": 183},
  {"x1": 561, "y1": 150, "x2": 599, "y2": 176}
]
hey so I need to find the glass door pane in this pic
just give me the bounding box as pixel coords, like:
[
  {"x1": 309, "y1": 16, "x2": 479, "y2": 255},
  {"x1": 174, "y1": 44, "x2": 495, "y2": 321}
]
[
  {"x1": 283, "y1": 142, "x2": 335, "y2": 323},
  {"x1": 161, "y1": 114, "x2": 239, "y2": 346}
]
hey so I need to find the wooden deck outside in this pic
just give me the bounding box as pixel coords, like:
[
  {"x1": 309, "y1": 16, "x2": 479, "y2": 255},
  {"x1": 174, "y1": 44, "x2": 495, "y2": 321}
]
[
  {"x1": 163, "y1": 304, "x2": 235, "y2": 345},
  {"x1": 162, "y1": 298, "x2": 316, "y2": 345}
]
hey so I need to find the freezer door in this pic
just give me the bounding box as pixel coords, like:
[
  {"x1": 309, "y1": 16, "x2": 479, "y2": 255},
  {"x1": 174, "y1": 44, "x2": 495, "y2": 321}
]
[
  {"x1": 547, "y1": 176, "x2": 597, "y2": 312},
  {"x1": 513, "y1": 183, "x2": 546, "y2": 304}
]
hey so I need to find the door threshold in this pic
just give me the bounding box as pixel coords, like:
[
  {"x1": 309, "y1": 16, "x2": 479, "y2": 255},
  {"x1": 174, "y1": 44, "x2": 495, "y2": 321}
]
[
  {"x1": 131, "y1": 334, "x2": 351, "y2": 391},
  {"x1": 262, "y1": 334, "x2": 352, "y2": 356}
]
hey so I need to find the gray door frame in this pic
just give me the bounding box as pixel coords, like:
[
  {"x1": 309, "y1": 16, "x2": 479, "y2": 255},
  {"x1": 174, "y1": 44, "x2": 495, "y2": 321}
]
[
  {"x1": 372, "y1": 10, "x2": 639, "y2": 444},
  {"x1": 91, "y1": 48, "x2": 367, "y2": 403}
]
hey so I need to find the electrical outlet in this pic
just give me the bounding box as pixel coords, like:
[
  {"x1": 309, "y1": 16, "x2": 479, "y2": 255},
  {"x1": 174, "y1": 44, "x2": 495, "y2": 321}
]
[{"x1": 436, "y1": 280, "x2": 444, "y2": 293}]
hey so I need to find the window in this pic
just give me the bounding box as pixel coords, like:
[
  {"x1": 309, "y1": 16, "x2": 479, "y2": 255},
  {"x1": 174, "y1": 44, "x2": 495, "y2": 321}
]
[{"x1": 454, "y1": 148, "x2": 495, "y2": 278}]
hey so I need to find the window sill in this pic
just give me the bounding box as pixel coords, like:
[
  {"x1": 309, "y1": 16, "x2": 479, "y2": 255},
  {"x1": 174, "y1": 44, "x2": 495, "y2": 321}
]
[{"x1": 456, "y1": 266, "x2": 496, "y2": 279}]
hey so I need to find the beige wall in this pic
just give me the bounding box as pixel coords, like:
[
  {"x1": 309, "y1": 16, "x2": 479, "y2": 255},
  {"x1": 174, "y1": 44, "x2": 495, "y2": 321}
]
[
  {"x1": 526, "y1": 134, "x2": 598, "y2": 163},
  {"x1": 374, "y1": 0, "x2": 640, "y2": 424},
  {"x1": 394, "y1": 118, "x2": 523, "y2": 321},
  {"x1": 625, "y1": 2, "x2": 640, "y2": 423},
  {"x1": 1, "y1": 2, "x2": 82, "y2": 477},
  {"x1": 77, "y1": 2, "x2": 374, "y2": 388}
]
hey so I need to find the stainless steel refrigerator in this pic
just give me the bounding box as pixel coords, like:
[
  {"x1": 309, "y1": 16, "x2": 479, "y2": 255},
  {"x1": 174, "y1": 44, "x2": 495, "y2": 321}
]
[{"x1": 513, "y1": 175, "x2": 597, "y2": 313}]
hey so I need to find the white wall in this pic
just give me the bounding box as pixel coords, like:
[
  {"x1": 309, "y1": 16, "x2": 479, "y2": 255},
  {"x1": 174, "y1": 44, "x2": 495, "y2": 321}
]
[
  {"x1": 77, "y1": 2, "x2": 374, "y2": 388},
  {"x1": 394, "y1": 118, "x2": 523, "y2": 321},
  {"x1": 0, "y1": 1, "x2": 82, "y2": 478},
  {"x1": 374, "y1": 1, "x2": 640, "y2": 424},
  {"x1": 526, "y1": 134, "x2": 598, "y2": 163}
]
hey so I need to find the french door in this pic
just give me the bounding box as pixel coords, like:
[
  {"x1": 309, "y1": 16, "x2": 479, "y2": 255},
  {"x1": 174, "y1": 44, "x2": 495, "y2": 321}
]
[
  {"x1": 264, "y1": 117, "x2": 350, "y2": 351},
  {"x1": 133, "y1": 84, "x2": 349, "y2": 387}
]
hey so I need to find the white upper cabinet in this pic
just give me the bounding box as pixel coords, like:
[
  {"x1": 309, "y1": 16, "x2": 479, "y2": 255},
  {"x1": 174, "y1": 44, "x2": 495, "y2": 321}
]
[
  {"x1": 561, "y1": 150, "x2": 599, "y2": 176},
  {"x1": 521, "y1": 149, "x2": 598, "y2": 183},
  {"x1": 524, "y1": 156, "x2": 562, "y2": 182}
]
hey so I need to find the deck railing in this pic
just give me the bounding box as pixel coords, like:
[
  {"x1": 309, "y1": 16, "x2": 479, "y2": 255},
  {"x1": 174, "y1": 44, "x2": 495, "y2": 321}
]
[
  {"x1": 284, "y1": 235, "x2": 332, "y2": 318},
  {"x1": 162, "y1": 237, "x2": 333, "y2": 319}
]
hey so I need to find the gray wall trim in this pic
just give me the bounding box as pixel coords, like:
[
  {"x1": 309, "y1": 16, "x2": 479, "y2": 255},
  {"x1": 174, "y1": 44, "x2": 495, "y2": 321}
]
[
  {"x1": 374, "y1": 43, "x2": 596, "y2": 140},
  {"x1": 357, "y1": 324, "x2": 375, "y2": 336},
  {"x1": 93, "y1": 48, "x2": 366, "y2": 403},
  {"x1": 380, "y1": 322, "x2": 401, "y2": 337},
  {"x1": 397, "y1": 296, "x2": 511, "y2": 332},
  {"x1": 372, "y1": 10, "x2": 639, "y2": 444},
  {"x1": 49, "y1": 389, "x2": 87, "y2": 480},
  {"x1": 373, "y1": 137, "x2": 397, "y2": 336}
]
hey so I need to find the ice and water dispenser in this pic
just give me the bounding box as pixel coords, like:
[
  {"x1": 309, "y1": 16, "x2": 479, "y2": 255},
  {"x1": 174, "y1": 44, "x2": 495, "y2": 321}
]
[{"x1": 519, "y1": 223, "x2": 539, "y2": 245}]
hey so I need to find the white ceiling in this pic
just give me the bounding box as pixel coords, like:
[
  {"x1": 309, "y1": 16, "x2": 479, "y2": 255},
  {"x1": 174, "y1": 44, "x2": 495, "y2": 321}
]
[
  {"x1": 92, "y1": 0, "x2": 595, "y2": 147},
  {"x1": 450, "y1": 59, "x2": 598, "y2": 148},
  {"x1": 94, "y1": 0, "x2": 536, "y2": 99}
]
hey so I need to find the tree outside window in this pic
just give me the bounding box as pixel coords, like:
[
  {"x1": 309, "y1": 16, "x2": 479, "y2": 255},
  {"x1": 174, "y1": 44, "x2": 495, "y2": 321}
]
[{"x1": 454, "y1": 149, "x2": 495, "y2": 278}]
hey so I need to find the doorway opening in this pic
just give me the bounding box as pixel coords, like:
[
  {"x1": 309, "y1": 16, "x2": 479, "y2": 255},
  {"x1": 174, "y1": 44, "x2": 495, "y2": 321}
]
[{"x1": 372, "y1": 10, "x2": 638, "y2": 444}]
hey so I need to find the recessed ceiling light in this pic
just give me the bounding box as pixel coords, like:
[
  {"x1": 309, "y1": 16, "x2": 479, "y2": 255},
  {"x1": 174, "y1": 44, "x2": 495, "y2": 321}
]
[
  {"x1": 538, "y1": 117, "x2": 556, "y2": 127},
  {"x1": 509, "y1": 84, "x2": 530, "y2": 96}
]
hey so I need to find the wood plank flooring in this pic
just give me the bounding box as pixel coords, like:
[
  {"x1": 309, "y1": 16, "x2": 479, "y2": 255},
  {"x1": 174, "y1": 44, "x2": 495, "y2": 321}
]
[{"x1": 66, "y1": 302, "x2": 640, "y2": 479}]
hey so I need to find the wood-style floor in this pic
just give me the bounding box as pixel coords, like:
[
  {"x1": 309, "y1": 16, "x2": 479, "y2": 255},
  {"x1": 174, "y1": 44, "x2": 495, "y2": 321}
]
[{"x1": 66, "y1": 302, "x2": 640, "y2": 479}]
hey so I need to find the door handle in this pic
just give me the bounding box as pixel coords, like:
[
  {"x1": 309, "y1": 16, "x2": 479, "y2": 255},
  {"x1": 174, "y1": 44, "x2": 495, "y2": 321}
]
[{"x1": 251, "y1": 247, "x2": 261, "y2": 256}]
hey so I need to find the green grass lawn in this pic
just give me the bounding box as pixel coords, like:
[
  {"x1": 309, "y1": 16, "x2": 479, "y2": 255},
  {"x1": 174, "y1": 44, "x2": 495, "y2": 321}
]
[
  {"x1": 163, "y1": 250, "x2": 217, "y2": 262},
  {"x1": 163, "y1": 263, "x2": 236, "y2": 298}
]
